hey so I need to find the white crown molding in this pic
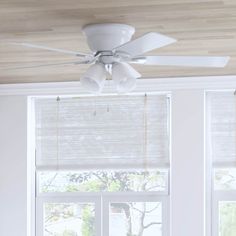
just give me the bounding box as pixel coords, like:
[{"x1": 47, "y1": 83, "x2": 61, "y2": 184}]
[{"x1": 0, "y1": 75, "x2": 236, "y2": 96}]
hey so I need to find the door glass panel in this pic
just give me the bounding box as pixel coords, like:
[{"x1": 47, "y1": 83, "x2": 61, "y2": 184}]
[
  {"x1": 109, "y1": 201, "x2": 162, "y2": 236},
  {"x1": 219, "y1": 201, "x2": 236, "y2": 236},
  {"x1": 44, "y1": 202, "x2": 95, "y2": 236}
]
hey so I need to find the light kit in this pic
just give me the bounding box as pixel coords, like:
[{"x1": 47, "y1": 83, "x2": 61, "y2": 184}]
[
  {"x1": 80, "y1": 62, "x2": 107, "y2": 94},
  {"x1": 80, "y1": 61, "x2": 141, "y2": 94},
  {"x1": 112, "y1": 62, "x2": 141, "y2": 93}
]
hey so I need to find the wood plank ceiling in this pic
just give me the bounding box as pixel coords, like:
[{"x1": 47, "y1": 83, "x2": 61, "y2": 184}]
[{"x1": 0, "y1": 0, "x2": 236, "y2": 83}]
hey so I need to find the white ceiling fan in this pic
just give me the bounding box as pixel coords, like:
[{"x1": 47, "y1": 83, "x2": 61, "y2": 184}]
[{"x1": 12, "y1": 23, "x2": 230, "y2": 93}]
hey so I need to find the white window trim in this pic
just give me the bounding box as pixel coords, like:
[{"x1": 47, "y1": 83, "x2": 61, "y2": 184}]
[
  {"x1": 27, "y1": 97, "x2": 36, "y2": 236},
  {"x1": 33, "y1": 91, "x2": 171, "y2": 236},
  {"x1": 36, "y1": 192, "x2": 169, "y2": 236},
  {"x1": 205, "y1": 92, "x2": 213, "y2": 236},
  {"x1": 205, "y1": 90, "x2": 236, "y2": 236}
]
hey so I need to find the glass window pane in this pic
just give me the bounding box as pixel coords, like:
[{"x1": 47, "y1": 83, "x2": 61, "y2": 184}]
[
  {"x1": 214, "y1": 169, "x2": 236, "y2": 190},
  {"x1": 219, "y1": 201, "x2": 236, "y2": 236},
  {"x1": 109, "y1": 202, "x2": 162, "y2": 236},
  {"x1": 44, "y1": 203, "x2": 95, "y2": 236},
  {"x1": 39, "y1": 170, "x2": 168, "y2": 193}
]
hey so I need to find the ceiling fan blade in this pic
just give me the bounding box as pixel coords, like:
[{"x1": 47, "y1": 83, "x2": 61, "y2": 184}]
[
  {"x1": 132, "y1": 56, "x2": 230, "y2": 67},
  {"x1": 113, "y1": 32, "x2": 177, "y2": 57},
  {"x1": 11, "y1": 42, "x2": 91, "y2": 57},
  {"x1": 4, "y1": 60, "x2": 89, "y2": 70}
]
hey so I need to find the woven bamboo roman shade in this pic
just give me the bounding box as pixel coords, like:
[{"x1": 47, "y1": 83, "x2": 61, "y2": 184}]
[
  {"x1": 208, "y1": 91, "x2": 236, "y2": 166},
  {"x1": 35, "y1": 94, "x2": 170, "y2": 170}
]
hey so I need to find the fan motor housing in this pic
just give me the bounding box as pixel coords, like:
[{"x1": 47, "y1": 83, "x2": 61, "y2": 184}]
[{"x1": 83, "y1": 23, "x2": 135, "y2": 52}]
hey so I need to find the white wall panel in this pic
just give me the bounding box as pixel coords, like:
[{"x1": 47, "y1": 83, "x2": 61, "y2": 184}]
[
  {"x1": 171, "y1": 90, "x2": 205, "y2": 236},
  {"x1": 0, "y1": 96, "x2": 27, "y2": 236}
]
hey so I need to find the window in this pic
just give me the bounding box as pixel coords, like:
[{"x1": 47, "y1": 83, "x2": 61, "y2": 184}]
[
  {"x1": 207, "y1": 91, "x2": 236, "y2": 236},
  {"x1": 34, "y1": 93, "x2": 170, "y2": 236}
]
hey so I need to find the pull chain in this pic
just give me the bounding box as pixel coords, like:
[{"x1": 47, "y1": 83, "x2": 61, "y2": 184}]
[
  {"x1": 234, "y1": 91, "x2": 236, "y2": 160},
  {"x1": 106, "y1": 64, "x2": 112, "y2": 113},
  {"x1": 143, "y1": 93, "x2": 148, "y2": 172},
  {"x1": 93, "y1": 97, "x2": 97, "y2": 116},
  {"x1": 56, "y1": 96, "x2": 60, "y2": 171}
]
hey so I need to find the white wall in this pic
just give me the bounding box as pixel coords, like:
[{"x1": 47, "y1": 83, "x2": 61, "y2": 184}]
[
  {"x1": 0, "y1": 96, "x2": 27, "y2": 236},
  {"x1": 171, "y1": 90, "x2": 205, "y2": 236}
]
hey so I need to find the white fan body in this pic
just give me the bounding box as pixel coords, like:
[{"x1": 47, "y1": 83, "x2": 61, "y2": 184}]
[
  {"x1": 10, "y1": 23, "x2": 230, "y2": 93},
  {"x1": 83, "y1": 23, "x2": 135, "y2": 51}
]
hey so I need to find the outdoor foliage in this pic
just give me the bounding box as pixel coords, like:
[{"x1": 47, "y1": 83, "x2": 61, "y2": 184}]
[
  {"x1": 42, "y1": 170, "x2": 163, "y2": 236},
  {"x1": 215, "y1": 169, "x2": 236, "y2": 236}
]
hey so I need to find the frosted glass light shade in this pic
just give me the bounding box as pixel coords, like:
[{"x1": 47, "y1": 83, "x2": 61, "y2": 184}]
[
  {"x1": 80, "y1": 63, "x2": 107, "y2": 93},
  {"x1": 112, "y1": 62, "x2": 141, "y2": 93}
]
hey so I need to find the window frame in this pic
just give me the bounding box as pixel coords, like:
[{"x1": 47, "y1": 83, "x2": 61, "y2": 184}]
[
  {"x1": 36, "y1": 180, "x2": 170, "y2": 236},
  {"x1": 212, "y1": 189, "x2": 236, "y2": 236},
  {"x1": 102, "y1": 194, "x2": 169, "y2": 236},
  {"x1": 33, "y1": 92, "x2": 171, "y2": 236},
  {"x1": 206, "y1": 90, "x2": 236, "y2": 236},
  {"x1": 36, "y1": 169, "x2": 170, "y2": 196},
  {"x1": 36, "y1": 195, "x2": 102, "y2": 236}
]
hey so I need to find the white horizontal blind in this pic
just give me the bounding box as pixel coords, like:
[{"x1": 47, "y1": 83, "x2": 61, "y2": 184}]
[
  {"x1": 35, "y1": 94, "x2": 169, "y2": 170},
  {"x1": 208, "y1": 91, "x2": 236, "y2": 166}
]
